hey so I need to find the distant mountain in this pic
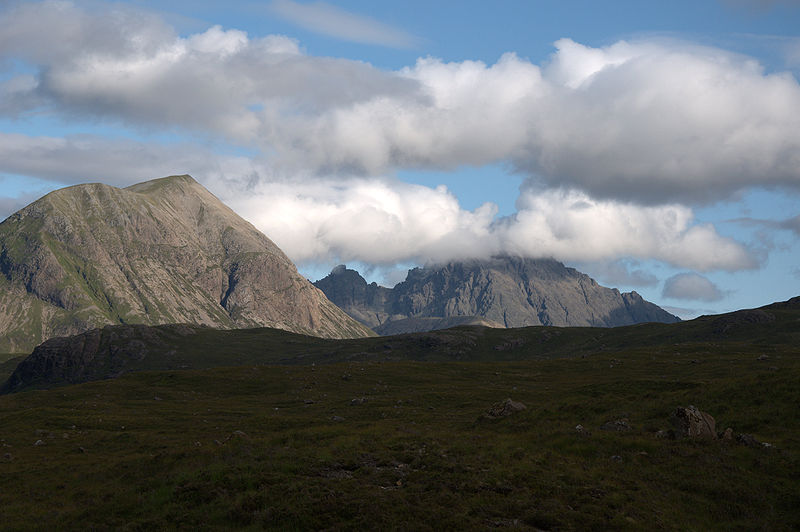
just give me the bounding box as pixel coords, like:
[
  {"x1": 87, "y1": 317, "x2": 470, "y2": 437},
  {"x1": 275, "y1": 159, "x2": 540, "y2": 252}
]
[
  {"x1": 0, "y1": 175, "x2": 373, "y2": 353},
  {"x1": 314, "y1": 257, "x2": 679, "y2": 334}
]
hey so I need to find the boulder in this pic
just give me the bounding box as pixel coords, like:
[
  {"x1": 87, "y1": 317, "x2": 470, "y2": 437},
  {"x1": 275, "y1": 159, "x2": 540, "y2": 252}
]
[
  {"x1": 669, "y1": 406, "x2": 717, "y2": 439},
  {"x1": 485, "y1": 398, "x2": 527, "y2": 418},
  {"x1": 600, "y1": 418, "x2": 631, "y2": 432}
]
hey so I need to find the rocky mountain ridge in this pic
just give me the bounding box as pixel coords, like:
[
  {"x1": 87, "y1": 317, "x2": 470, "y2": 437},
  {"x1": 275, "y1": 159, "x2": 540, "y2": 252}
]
[
  {"x1": 0, "y1": 175, "x2": 372, "y2": 352},
  {"x1": 314, "y1": 257, "x2": 679, "y2": 334}
]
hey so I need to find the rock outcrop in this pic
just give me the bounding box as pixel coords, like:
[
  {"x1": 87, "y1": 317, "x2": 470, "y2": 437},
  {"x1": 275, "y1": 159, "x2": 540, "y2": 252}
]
[
  {"x1": 0, "y1": 324, "x2": 188, "y2": 393},
  {"x1": 0, "y1": 175, "x2": 373, "y2": 352},
  {"x1": 314, "y1": 258, "x2": 679, "y2": 334},
  {"x1": 670, "y1": 406, "x2": 717, "y2": 439}
]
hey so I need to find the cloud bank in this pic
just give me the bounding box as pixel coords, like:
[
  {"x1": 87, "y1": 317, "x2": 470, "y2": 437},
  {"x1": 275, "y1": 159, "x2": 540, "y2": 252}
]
[
  {"x1": 218, "y1": 176, "x2": 757, "y2": 272},
  {"x1": 1, "y1": 1, "x2": 795, "y2": 274},
  {"x1": 2, "y1": 2, "x2": 799, "y2": 204}
]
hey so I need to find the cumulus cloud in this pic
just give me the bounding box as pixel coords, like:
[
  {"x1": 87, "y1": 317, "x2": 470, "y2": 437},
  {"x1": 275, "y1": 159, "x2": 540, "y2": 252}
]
[
  {"x1": 215, "y1": 176, "x2": 757, "y2": 271},
  {"x1": 662, "y1": 273, "x2": 728, "y2": 302},
  {"x1": 498, "y1": 187, "x2": 757, "y2": 271},
  {"x1": 219, "y1": 176, "x2": 498, "y2": 265},
  {"x1": 0, "y1": 1, "x2": 415, "y2": 138},
  {"x1": 2, "y1": 2, "x2": 800, "y2": 205},
  {"x1": 269, "y1": 0, "x2": 421, "y2": 48},
  {"x1": 0, "y1": 1, "x2": 789, "y2": 276},
  {"x1": 0, "y1": 129, "x2": 760, "y2": 272}
]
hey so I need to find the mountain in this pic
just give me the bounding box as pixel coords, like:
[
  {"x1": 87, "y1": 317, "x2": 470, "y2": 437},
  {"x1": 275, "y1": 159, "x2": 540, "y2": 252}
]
[
  {"x1": 314, "y1": 257, "x2": 679, "y2": 334},
  {"x1": 0, "y1": 175, "x2": 373, "y2": 353}
]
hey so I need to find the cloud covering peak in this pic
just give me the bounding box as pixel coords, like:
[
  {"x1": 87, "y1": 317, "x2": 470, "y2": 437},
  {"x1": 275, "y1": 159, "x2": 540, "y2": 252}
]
[{"x1": 0, "y1": 0, "x2": 795, "y2": 277}]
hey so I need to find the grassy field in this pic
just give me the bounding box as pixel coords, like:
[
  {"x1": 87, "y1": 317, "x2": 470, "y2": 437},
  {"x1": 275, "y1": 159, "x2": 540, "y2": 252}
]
[
  {"x1": 1, "y1": 347, "x2": 798, "y2": 528},
  {"x1": 1, "y1": 299, "x2": 798, "y2": 529}
]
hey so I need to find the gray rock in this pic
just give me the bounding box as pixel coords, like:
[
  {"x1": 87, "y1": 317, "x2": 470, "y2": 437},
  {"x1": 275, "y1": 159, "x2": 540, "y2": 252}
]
[
  {"x1": 670, "y1": 406, "x2": 717, "y2": 439},
  {"x1": 485, "y1": 398, "x2": 527, "y2": 418}
]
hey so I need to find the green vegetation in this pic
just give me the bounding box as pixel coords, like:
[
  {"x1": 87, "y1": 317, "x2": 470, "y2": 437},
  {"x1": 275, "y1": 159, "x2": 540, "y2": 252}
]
[{"x1": 0, "y1": 299, "x2": 798, "y2": 529}]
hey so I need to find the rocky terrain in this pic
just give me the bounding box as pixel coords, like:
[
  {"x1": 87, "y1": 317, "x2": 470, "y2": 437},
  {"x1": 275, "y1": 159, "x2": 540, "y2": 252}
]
[
  {"x1": 315, "y1": 257, "x2": 679, "y2": 334},
  {"x1": 0, "y1": 175, "x2": 373, "y2": 352}
]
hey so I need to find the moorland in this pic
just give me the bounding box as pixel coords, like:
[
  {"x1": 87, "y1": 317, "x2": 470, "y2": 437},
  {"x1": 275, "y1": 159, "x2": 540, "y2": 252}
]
[{"x1": 0, "y1": 298, "x2": 798, "y2": 529}]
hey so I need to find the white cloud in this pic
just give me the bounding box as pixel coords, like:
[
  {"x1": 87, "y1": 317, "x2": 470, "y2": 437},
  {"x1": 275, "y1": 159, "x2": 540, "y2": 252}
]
[
  {"x1": 269, "y1": 0, "x2": 421, "y2": 49},
  {"x1": 0, "y1": 2, "x2": 789, "y2": 276},
  {"x1": 662, "y1": 273, "x2": 728, "y2": 302},
  {"x1": 0, "y1": 130, "x2": 759, "y2": 272},
  {"x1": 219, "y1": 176, "x2": 499, "y2": 265},
  {"x1": 215, "y1": 176, "x2": 757, "y2": 272},
  {"x1": 2, "y1": 2, "x2": 799, "y2": 204},
  {"x1": 499, "y1": 188, "x2": 757, "y2": 271}
]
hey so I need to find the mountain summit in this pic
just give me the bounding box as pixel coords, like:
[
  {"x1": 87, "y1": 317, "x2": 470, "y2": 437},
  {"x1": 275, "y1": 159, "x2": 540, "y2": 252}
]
[
  {"x1": 314, "y1": 257, "x2": 679, "y2": 334},
  {"x1": 0, "y1": 175, "x2": 372, "y2": 352}
]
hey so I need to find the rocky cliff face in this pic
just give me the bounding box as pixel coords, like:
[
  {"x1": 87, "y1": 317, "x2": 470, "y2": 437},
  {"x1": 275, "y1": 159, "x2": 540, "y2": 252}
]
[
  {"x1": 314, "y1": 257, "x2": 679, "y2": 333},
  {"x1": 0, "y1": 175, "x2": 373, "y2": 352}
]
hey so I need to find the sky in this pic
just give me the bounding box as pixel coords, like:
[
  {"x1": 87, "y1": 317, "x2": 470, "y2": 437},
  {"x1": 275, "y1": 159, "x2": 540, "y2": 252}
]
[{"x1": 0, "y1": 0, "x2": 799, "y2": 319}]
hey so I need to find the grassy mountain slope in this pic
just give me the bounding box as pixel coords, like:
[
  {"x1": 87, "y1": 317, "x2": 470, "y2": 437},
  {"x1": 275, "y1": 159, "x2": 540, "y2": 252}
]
[{"x1": 0, "y1": 175, "x2": 373, "y2": 353}]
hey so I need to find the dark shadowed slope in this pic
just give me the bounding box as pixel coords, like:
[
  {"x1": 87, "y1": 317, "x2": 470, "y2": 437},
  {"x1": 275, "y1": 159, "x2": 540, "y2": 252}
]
[{"x1": 4, "y1": 296, "x2": 796, "y2": 394}]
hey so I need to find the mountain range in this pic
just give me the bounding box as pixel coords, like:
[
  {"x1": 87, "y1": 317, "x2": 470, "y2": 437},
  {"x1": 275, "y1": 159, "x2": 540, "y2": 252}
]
[
  {"x1": 314, "y1": 258, "x2": 679, "y2": 334},
  {"x1": 1, "y1": 173, "x2": 680, "y2": 354},
  {"x1": 0, "y1": 175, "x2": 372, "y2": 353}
]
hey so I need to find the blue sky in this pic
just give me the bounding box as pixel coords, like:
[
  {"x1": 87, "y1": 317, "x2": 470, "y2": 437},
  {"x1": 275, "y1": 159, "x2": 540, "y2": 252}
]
[{"x1": 1, "y1": 0, "x2": 799, "y2": 318}]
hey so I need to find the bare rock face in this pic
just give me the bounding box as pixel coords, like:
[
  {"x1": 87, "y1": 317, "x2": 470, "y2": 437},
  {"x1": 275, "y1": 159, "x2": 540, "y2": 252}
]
[
  {"x1": 670, "y1": 406, "x2": 717, "y2": 439},
  {"x1": 314, "y1": 258, "x2": 679, "y2": 334},
  {"x1": 0, "y1": 175, "x2": 373, "y2": 353}
]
